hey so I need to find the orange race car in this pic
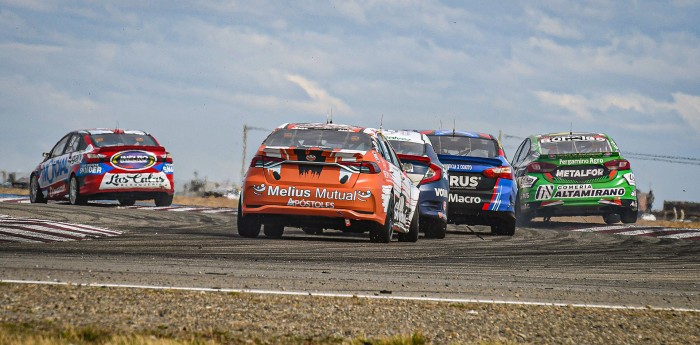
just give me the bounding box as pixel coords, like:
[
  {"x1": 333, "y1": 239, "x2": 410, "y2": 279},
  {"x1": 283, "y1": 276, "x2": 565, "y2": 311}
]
[{"x1": 237, "y1": 123, "x2": 420, "y2": 243}]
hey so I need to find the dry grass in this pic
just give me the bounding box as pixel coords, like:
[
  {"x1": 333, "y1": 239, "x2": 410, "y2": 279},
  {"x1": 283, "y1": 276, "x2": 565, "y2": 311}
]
[
  {"x1": 0, "y1": 187, "x2": 28, "y2": 195},
  {"x1": 172, "y1": 196, "x2": 238, "y2": 208}
]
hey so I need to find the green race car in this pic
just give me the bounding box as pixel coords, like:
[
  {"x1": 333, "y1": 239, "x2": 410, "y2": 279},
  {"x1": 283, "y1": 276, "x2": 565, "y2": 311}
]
[{"x1": 510, "y1": 132, "x2": 638, "y2": 225}]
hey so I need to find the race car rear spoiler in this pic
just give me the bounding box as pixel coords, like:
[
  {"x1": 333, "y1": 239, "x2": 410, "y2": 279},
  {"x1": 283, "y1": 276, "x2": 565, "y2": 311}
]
[{"x1": 437, "y1": 154, "x2": 502, "y2": 167}]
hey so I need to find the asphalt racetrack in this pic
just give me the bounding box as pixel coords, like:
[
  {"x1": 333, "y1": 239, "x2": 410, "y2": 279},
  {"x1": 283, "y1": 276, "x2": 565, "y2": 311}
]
[{"x1": 0, "y1": 201, "x2": 699, "y2": 311}]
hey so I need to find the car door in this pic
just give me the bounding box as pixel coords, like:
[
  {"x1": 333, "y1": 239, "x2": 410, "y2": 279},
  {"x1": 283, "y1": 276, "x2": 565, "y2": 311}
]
[
  {"x1": 378, "y1": 136, "x2": 413, "y2": 231},
  {"x1": 38, "y1": 134, "x2": 73, "y2": 199}
]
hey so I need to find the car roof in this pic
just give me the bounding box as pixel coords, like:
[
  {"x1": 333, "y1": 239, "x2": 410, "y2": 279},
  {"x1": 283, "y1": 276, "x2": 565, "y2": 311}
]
[
  {"x1": 277, "y1": 123, "x2": 377, "y2": 135},
  {"x1": 535, "y1": 132, "x2": 608, "y2": 140},
  {"x1": 381, "y1": 129, "x2": 429, "y2": 145},
  {"x1": 79, "y1": 128, "x2": 151, "y2": 136},
  {"x1": 420, "y1": 129, "x2": 495, "y2": 140}
]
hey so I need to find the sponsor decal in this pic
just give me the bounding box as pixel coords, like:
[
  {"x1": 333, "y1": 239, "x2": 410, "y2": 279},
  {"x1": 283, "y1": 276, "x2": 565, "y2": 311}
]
[
  {"x1": 449, "y1": 175, "x2": 481, "y2": 189},
  {"x1": 554, "y1": 186, "x2": 625, "y2": 198},
  {"x1": 434, "y1": 188, "x2": 448, "y2": 198},
  {"x1": 111, "y1": 150, "x2": 156, "y2": 170},
  {"x1": 540, "y1": 135, "x2": 606, "y2": 143},
  {"x1": 258, "y1": 185, "x2": 372, "y2": 202},
  {"x1": 286, "y1": 198, "x2": 335, "y2": 208},
  {"x1": 162, "y1": 163, "x2": 174, "y2": 174},
  {"x1": 448, "y1": 193, "x2": 481, "y2": 204},
  {"x1": 535, "y1": 185, "x2": 554, "y2": 200},
  {"x1": 48, "y1": 185, "x2": 66, "y2": 197},
  {"x1": 39, "y1": 156, "x2": 70, "y2": 185},
  {"x1": 623, "y1": 173, "x2": 635, "y2": 186},
  {"x1": 445, "y1": 164, "x2": 473, "y2": 171},
  {"x1": 69, "y1": 154, "x2": 82, "y2": 165},
  {"x1": 519, "y1": 175, "x2": 538, "y2": 188},
  {"x1": 554, "y1": 167, "x2": 605, "y2": 179},
  {"x1": 535, "y1": 184, "x2": 626, "y2": 200},
  {"x1": 79, "y1": 163, "x2": 103, "y2": 175},
  {"x1": 558, "y1": 157, "x2": 605, "y2": 165},
  {"x1": 99, "y1": 172, "x2": 171, "y2": 190},
  {"x1": 252, "y1": 183, "x2": 266, "y2": 195}
]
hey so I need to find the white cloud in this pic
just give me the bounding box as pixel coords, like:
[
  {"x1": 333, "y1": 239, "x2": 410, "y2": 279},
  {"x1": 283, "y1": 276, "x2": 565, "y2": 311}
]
[
  {"x1": 528, "y1": 9, "x2": 584, "y2": 40},
  {"x1": 671, "y1": 93, "x2": 700, "y2": 132},
  {"x1": 536, "y1": 91, "x2": 700, "y2": 132},
  {"x1": 286, "y1": 74, "x2": 353, "y2": 116},
  {"x1": 534, "y1": 91, "x2": 592, "y2": 120}
]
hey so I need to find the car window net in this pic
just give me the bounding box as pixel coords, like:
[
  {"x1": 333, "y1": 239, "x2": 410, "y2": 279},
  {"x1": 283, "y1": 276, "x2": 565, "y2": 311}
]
[
  {"x1": 428, "y1": 135, "x2": 498, "y2": 158},
  {"x1": 264, "y1": 129, "x2": 372, "y2": 151},
  {"x1": 90, "y1": 134, "x2": 159, "y2": 147},
  {"x1": 388, "y1": 140, "x2": 425, "y2": 156},
  {"x1": 539, "y1": 139, "x2": 612, "y2": 154}
]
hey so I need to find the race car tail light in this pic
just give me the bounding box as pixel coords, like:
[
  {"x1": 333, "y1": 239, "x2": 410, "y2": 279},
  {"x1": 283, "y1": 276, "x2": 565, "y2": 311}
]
[
  {"x1": 604, "y1": 159, "x2": 631, "y2": 171},
  {"x1": 250, "y1": 155, "x2": 285, "y2": 168},
  {"x1": 483, "y1": 166, "x2": 513, "y2": 180},
  {"x1": 158, "y1": 152, "x2": 173, "y2": 163},
  {"x1": 339, "y1": 161, "x2": 381, "y2": 174},
  {"x1": 421, "y1": 163, "x2": 443, "y2": 184},
  {"x1": 527, "y1": 161, "x2": 557, "y2": 173},
  {"x1": 85, "y1": 153, "x2": 107, "y2": 163}
]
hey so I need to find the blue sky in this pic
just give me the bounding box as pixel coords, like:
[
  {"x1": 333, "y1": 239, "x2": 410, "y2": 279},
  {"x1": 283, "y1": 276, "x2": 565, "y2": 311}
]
[{"x1": 1, "y1": 1, "x2": 699, "y2": 207}]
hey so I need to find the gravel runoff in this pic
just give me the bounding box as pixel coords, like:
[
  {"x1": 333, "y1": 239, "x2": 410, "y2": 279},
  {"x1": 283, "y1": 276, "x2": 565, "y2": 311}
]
[{"x1": 1, "y1": 283, "x2": 698, "y2": 344}]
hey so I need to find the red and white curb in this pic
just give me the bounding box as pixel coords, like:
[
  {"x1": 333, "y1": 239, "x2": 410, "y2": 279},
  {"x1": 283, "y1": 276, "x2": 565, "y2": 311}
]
[
  {"x1": 569, "y1": 224, "x2": 700, "y2": 241},
  {"x1": 0, "y1": 215, "x2": 121, "y2": 243}
]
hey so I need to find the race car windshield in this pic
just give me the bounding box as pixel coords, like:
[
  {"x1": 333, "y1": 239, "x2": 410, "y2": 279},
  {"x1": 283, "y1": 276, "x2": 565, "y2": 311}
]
[
  {"x1": 428, "y1": 135, "x2": 498, "y2": 158},
  {"x1": 90, "y1": 133, "x2": 159, "y2": 147},
  {"x1": 264, "y1": 129, "x2": 372, "y2": 151},
  {"x1": 388, "y1": 140, "x2": 426, "y2": 156},
  {"x1": 540, "y1": 139, "x2": 612, "y2": 154}
]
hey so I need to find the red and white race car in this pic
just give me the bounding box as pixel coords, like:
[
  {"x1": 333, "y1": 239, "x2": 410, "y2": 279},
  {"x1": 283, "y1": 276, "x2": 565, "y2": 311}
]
[{"x1": 29, "y1": 128, "x2": 174, "y2": 206}]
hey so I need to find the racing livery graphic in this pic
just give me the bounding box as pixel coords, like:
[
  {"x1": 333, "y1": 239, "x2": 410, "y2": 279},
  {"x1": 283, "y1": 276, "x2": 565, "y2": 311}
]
[
  {"x1": 511, "y1": 132, "x2": 638, "y2": 224},
  {"x1": 238, "y1": 123, "x2": 420, "y2": 243},
  {"x1": 383, "y1": 129, "x2": 449, "y2": 239},
  {"x1": 423, "y1": 130, "x2": 516, "y2": 236},
  {"x1": 29, "y1": 128, "x2": 174, "y2": 206}
]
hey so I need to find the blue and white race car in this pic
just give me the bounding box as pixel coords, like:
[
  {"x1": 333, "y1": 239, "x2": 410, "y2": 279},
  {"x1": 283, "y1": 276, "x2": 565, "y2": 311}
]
[
  {"x1": 384, "y1": 130, "x2": 449, "y2": 239},
  {"x1": 422, "y1": 130, "x2": 516, "y2": 236}
]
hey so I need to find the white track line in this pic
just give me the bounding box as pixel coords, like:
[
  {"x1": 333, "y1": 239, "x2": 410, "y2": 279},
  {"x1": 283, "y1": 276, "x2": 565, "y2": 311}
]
[
  {"x1": 1, "y1": 279, "x2": 698, "y2": 313},
  {"x1": 657, "y1": 231, "x2": 700, "y2": 239}
]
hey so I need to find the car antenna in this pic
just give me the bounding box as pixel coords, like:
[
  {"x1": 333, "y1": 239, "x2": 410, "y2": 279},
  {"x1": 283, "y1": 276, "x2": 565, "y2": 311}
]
[
  {"x1": 570, "y1": 122, "x2": 573, "y2": 135},
  {"x1": 452, "y1": 119, "x2": 456, "y2": 137},
  {"x1": 380, "y1": 114, "x2": 383, "y2": 131}
]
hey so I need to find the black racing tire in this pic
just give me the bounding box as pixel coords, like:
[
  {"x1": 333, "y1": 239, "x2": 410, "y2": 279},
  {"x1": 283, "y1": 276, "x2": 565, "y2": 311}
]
[
  {"x1": 422, "y1": 217, "x2": 447, "y2": 239},
  {"x1": 491, "y1": 217, "x2": 516, "y2": 236},
  {"x1": 603, "y1": 213, "x2": 621, "y2": 224},
  {"x1": 263, "y1": 224, "x2": 284, "y2": 239},
  {"x1": 398, "y1": 205, "x2": 419, "y2": 243},
  {"x1": 154, "y1": 193, "x2": 173, "y2": 207},
  {"x1": 68, "y1": 175, "x2": 87, "y2": 205},
  {"x1": 302, "y1": 227, "x2": 324, "y2": 235},
  {"x1": 29, "y1": 175, "x2": 47, "y2": 204},
  {"x1": 370, "y1": 196, "x2": 394, "y2": 243},
  {"x1": 621, "y1": 208, "x2": 638, "y2": 224},
  {"x1": 237, "y1": 199, "x2": 260, "y2": 238},
  {"x1": 118, "y1": 198, "x2": 136, "y2": 206}
]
